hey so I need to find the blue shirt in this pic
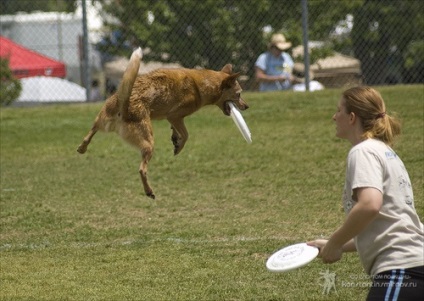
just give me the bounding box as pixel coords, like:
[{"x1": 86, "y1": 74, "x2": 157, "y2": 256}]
[{"x1": 255, "y1": 51, "x2": 294, "y2": 91}]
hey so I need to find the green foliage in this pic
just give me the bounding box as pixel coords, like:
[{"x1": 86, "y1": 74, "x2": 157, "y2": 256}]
[
  {"x1": 294, "y1": 45, "x2": 335, "y2": 64},
  {"x1": 0, "y1": 57, "x2": 22, "y2": 106},
  {"x1": 0, "y1": 0, "x2": 77, "y2": 14},
  {"x1": 352, "y1": 0, "x2": 424, "y2": 84},
  {"x1": 403, "y1": 40, "x2": 424, "y2": 83},
  {"x1": 311, "y1": 47, "x2": 334, "y2": 63},
  {"x1": 96, "y1": 0, "x2": 362, "y2": 84},
  {"x1": 0, "y1": 85, "x2": 423, "y2": 300},
  {"x1": 307, "y1": 0, "x2": 363, "y2": 40}
]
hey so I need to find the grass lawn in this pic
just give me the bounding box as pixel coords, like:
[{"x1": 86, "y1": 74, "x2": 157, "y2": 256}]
[{"x1": 1, "y1": 85, "x2": 423, "y2": 300}]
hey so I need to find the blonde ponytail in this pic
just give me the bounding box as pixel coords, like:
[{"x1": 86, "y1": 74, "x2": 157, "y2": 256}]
[{"x1": 342, "y1": 87, "x2": 401, "y2": 146}]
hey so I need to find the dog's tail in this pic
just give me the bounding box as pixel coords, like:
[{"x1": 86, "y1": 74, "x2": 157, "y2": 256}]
[{"x1": 117, "y1": 47, "x2": 143, "y2": 120}]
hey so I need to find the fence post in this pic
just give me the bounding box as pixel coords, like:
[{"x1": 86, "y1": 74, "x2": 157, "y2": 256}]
[
  {"x1": 301, "y1": 0, "x2": 310, "y2": 91},
  {"x1": 81, "y1": 0, "x2": 90, "y2": 101}
]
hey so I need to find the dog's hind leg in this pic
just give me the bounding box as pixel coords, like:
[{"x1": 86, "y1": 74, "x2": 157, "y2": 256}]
[
  {"x1": 122, "y1": 121, "x2": 156, "y2": 199},
  {"x1": 77, "y1": 109, "x2": 110, "y2": 154},
  {"x1": 168, "y1": 118, "x2": 188, "y2": 155},
  {"x1": 139, "y1": 146, "x2": 155, "y2": 199},
  {"x1": 77, "y1": 123, "x2": 98, "y2": 154}
]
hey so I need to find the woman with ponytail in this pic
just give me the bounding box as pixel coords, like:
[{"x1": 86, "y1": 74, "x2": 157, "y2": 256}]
[{"x1": 308, "y1": 86, "x2": 423, "y2": 300}]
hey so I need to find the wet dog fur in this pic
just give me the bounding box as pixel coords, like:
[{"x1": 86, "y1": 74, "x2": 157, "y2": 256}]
[{"x1": 77, "y1": 48, "x2": 249, "y2": 199}]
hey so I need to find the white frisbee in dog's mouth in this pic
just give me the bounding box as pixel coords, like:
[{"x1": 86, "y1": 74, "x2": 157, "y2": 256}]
[{"x1": 229, "y1": 102, "x2": 252, "y2": 144}]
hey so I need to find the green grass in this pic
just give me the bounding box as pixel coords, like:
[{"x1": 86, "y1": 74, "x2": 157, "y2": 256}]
[{"x1": 1, "y1": 85, "x2": 423, "y2": 300}]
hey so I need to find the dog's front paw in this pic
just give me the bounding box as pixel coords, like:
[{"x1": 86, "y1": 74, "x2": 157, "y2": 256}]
[
  {"x1": 171, "y1": 135, "x2": 181, "y2": 155},
  {"x1": 171, "y1": 134, "x2": 179, "y2": 146},
  {"x1": 174, "y1": 144, "x2": 184, "y2": 155},
  {"x1": 174, "y1": 148, "x2": 180, "y2": 155}
]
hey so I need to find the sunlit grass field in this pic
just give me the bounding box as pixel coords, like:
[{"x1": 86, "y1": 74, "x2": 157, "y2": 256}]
[{"x1": 1, "y1": 85, "x2": 423, "y2": 300}]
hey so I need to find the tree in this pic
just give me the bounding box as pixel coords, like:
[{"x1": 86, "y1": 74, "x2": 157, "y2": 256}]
[
  {"x1": 95, "y1": 0, "x2": 363, "y2": 87},
  {"x1": 403, "y1": 40, "x2": 424, "y2": 83},
  {"x1": 351, "y1": 0, "x2": 424, "y2": 84},
  {"x1": 0, "y1": 0, "x2": 78, "y2": 14},
  {"x1": 0, "y1": 58, "x2": 22, "y2": 106}
]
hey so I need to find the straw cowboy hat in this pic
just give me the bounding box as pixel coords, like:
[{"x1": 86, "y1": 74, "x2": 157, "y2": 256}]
[{"x1": 268, "y1": 33, "x2": 292, "y2": 51}]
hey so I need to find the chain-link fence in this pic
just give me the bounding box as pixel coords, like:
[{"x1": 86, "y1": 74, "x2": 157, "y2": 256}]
[{"x1": 1, "y1": 0, "x2": 423, "y2": 103}]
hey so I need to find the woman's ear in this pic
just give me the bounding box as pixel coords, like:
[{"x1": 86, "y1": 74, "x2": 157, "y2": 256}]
[{"x1": 349, "y1": 112, "x2": 356, "y2": 124}]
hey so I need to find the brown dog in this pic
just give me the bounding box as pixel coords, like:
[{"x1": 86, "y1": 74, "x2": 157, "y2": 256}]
[{"x1": 77, "y1": 48, "x2": 249, "y2": 199}]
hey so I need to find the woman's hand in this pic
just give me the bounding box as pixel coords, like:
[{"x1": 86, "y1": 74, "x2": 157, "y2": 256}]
[
  {"x1": 307, "y1": 239, "x2": 328, "y2": 251},
  {"x1": 307, "y1": 239, "x2": 343, "y2": 263},
  {"x1": 319, "y1": 239, "x2": 344, "y2": 263}
]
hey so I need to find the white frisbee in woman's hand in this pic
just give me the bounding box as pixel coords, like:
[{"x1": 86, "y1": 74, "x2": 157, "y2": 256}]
[
  {"x1": 266, "y1": 243, "x2": 319, "y2": 272},
  {"x1": 229, "y1": 102, "x2": 252, "y2": 143}
]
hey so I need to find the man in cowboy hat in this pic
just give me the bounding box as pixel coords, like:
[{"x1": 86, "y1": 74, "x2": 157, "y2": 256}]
[{"x1": 255, "y1": 33, "x2": 296, "y2": 91}]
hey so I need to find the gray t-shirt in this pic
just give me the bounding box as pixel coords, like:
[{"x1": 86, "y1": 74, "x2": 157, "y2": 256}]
[{"x1": 343, "y1": 139, "x2": 424, "y2": 276}]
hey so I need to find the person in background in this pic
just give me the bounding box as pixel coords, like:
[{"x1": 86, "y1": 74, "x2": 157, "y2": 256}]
[
  {"x1": 255, "y1": 33, "x2": 296, "y2": 91},
  {"x1": 105, "y1": 78, "x2": 117, "y2": 97},
  {"x1": 307, "y1": 86, "x2": 423, "y2": 301},
  {"x1": 90, "y1": 79, "x2": 102, "y2": 102}
]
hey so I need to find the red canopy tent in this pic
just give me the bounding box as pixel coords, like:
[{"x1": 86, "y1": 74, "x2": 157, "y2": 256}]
[{"x1": 0, "y1": 36, "x2": 66, "y2": 79}]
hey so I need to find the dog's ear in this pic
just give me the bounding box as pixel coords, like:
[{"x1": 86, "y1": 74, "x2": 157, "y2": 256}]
[
  {"x1": 221, "y1": 72, "x2": 241, "y2": 89},
  {"x1": 221, "y1": 64, "x2": 233, "y2": 74}
]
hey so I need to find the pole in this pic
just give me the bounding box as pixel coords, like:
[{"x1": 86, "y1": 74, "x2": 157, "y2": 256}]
[
  {"x1": 301, "y1": 0, "x2": 310, "y2": 91},
  {"x1": 82, "y1": 0, "x2": 91, "y2": 101},
  {"x1": 56, "y1": 0, "x2": 63, "y2": 61}
]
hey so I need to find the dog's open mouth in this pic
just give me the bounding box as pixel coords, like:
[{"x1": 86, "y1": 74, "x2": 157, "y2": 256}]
[{"x1": 224, "y1": 101, "x2": 232, "y2": 116}]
